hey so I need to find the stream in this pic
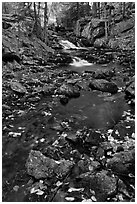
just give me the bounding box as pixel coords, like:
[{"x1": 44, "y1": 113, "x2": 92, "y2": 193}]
[{"x1": 2, "y1": 40, "x2": 135, "y2": 202}]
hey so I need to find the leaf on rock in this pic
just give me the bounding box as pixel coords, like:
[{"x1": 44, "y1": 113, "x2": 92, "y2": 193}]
[{"x1": 65, "y1": 197, "x2": 75, "y2": 201}]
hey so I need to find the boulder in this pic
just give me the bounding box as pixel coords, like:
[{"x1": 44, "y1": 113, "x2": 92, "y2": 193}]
[
  {"x1": 111, "y1": 18, "x2": 135, "y2": 37},
  {"x1": 75, "y1": 18, "x2": 105, "y2": 42},
  {"x1": 77, "y1": 170, "x2": 117, "y2": 201},
  {"x1": 89, "y1": 79, "x2": 118, "y2": 94},
  {"x1": 58, "y1": 84, "x2": 80, "y2": 98},
  {"x1": 26, "y1": 150, "x2": 74, "y2": 179},
  {"x1": 107, "y1": 149, "x2": 135, "y2": 175},
  {"x1": 94, "y1": 37, "x2": 107, "y2": 48},
  {"x1": 92, "y1": 27, "x2": 105, "y2": 39}
]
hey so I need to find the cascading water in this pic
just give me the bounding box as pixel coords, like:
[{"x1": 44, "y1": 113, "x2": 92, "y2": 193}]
[
  {"x1": 59, "y1": 39, "x2": 92, "y2": 67},
  {"x1": 70, "y1": 56, "x2": 93, "y2": 67},
  {"x1": 59, "y1": 39, "x2": 87, "y2": 50}
]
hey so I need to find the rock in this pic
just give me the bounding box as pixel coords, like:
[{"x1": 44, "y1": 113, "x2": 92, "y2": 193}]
[
  {"x1": 58, "y1": 84, "x2": 80, "y2": 98},
  {"x1": 60, "y1": 95, "x2": 69, "y2": 105},
  {"x1": 26, "y1": 150, "x2": 74, "y2": 179},
  {"x1": 85, "y1": 131, "x2": 103, "y2": 147},
  {"x1": 107, "y1": 149, "x2": 135, "y2": 175},
  {"x1": 10, "y1": 81, "x2": 27, "y2": 94},
  {"x1": 2, "y1": 52, "x2": 21, "y2": 64},
  {"x1": 111, "y1": 18, "x2": 134, "y2": 37},
  {"x1": 92, "y1": 27, "x2": 105, "y2": 39},
  {"x1": 66, "y1": 133, "x2": 78, "y2": 145},
  {"x1": 94, "y1": 37, "x2": 107, "y2": 48},
  {"x1": 75, "y1": 18, "x2": 105, "y2": 43},
  {"x1": 89, "y1": 79, "x2": 118, "y2": 94},
  {"x1": 125, "y1": 80, "x2": 135, "y2": 99},
  {"x1": 92, "y1": 68, "x2": 115, "y2": 79},
  {"x1": 42, "y1": 84, "x2": 55, "y2": 95},
  {"x1": 77, "y1": 170, "x2": 117, "y2": 201}
]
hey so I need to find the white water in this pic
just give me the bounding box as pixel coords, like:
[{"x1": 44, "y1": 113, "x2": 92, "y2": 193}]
[
  {"x1": 59, "y1": 39, "x2": 87, "y2": 50},
  {"x1": 70, "y1": 56, "x2": 93, "y2": 67}
]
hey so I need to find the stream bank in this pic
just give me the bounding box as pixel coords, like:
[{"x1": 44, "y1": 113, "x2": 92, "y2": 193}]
[{"x1": 2, "y1": 36, "x2": 135, "y2": 202}]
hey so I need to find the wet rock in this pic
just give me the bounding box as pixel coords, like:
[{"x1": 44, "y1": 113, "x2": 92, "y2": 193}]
[
  {"x1": 26, "y1": 150, "x2": 74, "y2": 179},
  {"x1": 76, "y1": 170, "x2": 117, "y2": 201},
  {"x1": 85, "y1": 131, "x2": 103, "y2": 147},
  {"x1": 60, "y1": 95, "x2": 69, "y2": 105},
  {"x1": 58, "y1": 84, "x2": 80, "y2": 98},
  {"x1": 89, "y1": 79, "x2": 118, "y2": 94},
  {"x1": 107, "y1": 149, "x2": 135, "y2": 175}
]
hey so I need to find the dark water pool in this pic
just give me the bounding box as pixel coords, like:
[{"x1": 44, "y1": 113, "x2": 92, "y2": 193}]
[{"x1": 53, "y1": 91, "x2": 130, "y2": 129}]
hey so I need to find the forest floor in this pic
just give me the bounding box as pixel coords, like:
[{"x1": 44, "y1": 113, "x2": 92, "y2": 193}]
[{"x1": 2, "y1": 30, "x2": 135, "y2": 202}]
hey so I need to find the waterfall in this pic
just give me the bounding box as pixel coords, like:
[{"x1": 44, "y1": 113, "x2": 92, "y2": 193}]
[{"x1": 70, "y1": 56, "x2": 93, "y2": 67}]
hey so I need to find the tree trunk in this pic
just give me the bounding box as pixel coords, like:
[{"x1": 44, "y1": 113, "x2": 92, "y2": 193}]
[
  {"x1": 97, "y1": 2, "x2": 100, "y2": 19},
  {"x1": 92, "y1": 2, "x2": 97, "y2": 18},
  {"x1": 44, "y1": 2, "x2": 48, "y2": 44},
  {"x1": 34, "y1": 2, "x2": 38, "y2": 37},
  {"x1": 38, "y1": 2, "x2": 41, "y2": 16},
  {"x1": 2, "y1": 3, "x2": 8, "y2": 14},
  {"x1": 76, "y1": 2, "x2": 80, "y2": 20},
  {"x1": 104, "y1": 3, "x2": 108, "y2": 41},
  {"x1": 123, "y1": 2, "x2": 126, "y2": 18}
]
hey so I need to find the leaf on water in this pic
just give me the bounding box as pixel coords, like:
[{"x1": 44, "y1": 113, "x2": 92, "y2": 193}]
[
  {"x1": 30, "y1": 187, "x2": 37, "y2": 194},
  {"x1": 68, "y1": 187, "x2": 84, "y2": 192},
  {"x1": 40, "y1": 138, "x2": 45, "y2": 143},
  {"x1": 65, "y1": 197, "x2": 75, "y2": 201},
  {"x1": 13, "y1": 185, "x2": 19, "y2": 192}
]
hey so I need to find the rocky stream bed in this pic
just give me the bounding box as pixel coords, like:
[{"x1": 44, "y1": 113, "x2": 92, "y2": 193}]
[{"x1": 2, "y1": 38, "x2": 135, "y2": 202}]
